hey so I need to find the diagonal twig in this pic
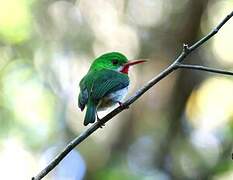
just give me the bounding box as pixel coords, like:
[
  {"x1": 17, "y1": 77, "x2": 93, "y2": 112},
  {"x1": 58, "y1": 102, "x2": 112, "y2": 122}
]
[{"x1": 32, "y1": 10, "x2": 233, "y2": 180}]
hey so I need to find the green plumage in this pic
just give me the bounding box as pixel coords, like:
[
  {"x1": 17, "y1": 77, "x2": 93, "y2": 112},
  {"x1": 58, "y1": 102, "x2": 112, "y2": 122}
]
[
  {"x1": 84, "y1": 99, "x2": 96, "y2": 126},
  {"x1": 78, "y1": 52, "x2": 130, "y2": 126}
]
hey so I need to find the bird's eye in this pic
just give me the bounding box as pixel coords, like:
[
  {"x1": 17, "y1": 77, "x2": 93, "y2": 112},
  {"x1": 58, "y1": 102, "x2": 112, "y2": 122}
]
[{"x1": 112, "y1": 59, "x2": 118, "y2": 65}]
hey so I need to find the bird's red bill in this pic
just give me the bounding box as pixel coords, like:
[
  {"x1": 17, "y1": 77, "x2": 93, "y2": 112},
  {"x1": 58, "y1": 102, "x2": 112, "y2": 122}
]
[
  {"x1": 124, "y1": 59, "x2": 147, "y2": 67},
  {"x1": 120, "y1": 59, "x2": 147, "y2": 74}
]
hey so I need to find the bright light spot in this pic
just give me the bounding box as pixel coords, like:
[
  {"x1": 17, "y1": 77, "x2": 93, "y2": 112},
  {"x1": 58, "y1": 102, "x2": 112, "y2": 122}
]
[
  {"x1": 79, "y1": 0, "x2": 118, "y2": 29},
  {"x1": 213, "y1": 170, "x2": 233, "y2": 180},
  {"x1": 79, "y1": 0, "x2": 140, "y2": 58},
  {"x1": 93, "y1": 25, "x2": 139, "y2": 58},
  {"x1": 127, "y1": 136, "x2": 157, "y2": 175},
  {"x1": 186, "y1": 77, "x2": 233, "y2": 131},
  {"x1": 39, "y1": 146, "x2": 86, "y2": 180},
  {"x1": 0, "y1": 138, "x2": 36, "y2": 179},
  {"x1": 127, "y1": 0, "x2": 164, "y2": 27},
  {"x1": 0, "y1": 0, "x2": 33, "y2": 43},
  {"x1": 190, "y1": 129, "x2": 220, "y2": 167},
  {"x1": 48, "y1": 1, "x2": 83, "y2": 32},
  {"x1": 206, "y1": 1, "x2": 233, "y2": 64}
]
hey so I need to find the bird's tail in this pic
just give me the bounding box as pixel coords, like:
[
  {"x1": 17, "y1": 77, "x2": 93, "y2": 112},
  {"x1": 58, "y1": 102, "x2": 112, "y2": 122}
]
[{"x1": 84, "y1": 99, "x2": 96, "y2": 126}]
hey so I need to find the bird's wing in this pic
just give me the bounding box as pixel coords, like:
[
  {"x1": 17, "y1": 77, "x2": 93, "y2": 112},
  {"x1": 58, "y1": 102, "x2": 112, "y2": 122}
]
[
  {"x1": 78, "y1": 78, "x2": 89, "y2": 111},
  {"x1": 91, "y1": 69, "x2": 129, "y2": 100}
]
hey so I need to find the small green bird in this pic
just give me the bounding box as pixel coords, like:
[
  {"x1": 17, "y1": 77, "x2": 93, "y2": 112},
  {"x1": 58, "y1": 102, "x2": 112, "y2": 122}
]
[{"x1": 78, "y1": 52, "x2": 146, "y2": 126}]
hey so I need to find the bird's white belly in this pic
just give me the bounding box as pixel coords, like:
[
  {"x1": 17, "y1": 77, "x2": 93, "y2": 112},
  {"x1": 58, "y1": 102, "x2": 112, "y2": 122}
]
[{"x1": 97, "y1": 86, "x2": 129, "y2": 111}]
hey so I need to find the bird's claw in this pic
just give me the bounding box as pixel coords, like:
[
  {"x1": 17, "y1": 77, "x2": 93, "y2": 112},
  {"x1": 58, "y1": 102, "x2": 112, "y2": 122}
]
[
  {"x1": 97, "y1": 117, "x2": 105, "y2": 128},
  {"x1": 117, "y1": 101, "x2": 129, "y2": 109}
]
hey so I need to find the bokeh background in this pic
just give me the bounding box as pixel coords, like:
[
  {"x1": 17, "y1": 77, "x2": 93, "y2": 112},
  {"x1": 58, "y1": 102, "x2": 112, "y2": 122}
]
[{"x1": 0, "y1": 0, "x2": 233, "y2": 179}]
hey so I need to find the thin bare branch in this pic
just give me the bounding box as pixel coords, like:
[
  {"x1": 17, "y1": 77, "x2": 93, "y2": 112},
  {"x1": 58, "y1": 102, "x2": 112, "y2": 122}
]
[
  {"x1": 177, "y1": 63, "x2": 233, "y2": 76},
  {"x1": 32, "y1": 10, "x2": 233, "y2": 180}
]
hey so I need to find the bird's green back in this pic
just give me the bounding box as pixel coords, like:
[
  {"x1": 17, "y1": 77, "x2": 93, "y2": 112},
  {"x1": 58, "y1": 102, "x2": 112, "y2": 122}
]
[{"x1": 79, "y1": 69, "x2": 129, "y2": 104}]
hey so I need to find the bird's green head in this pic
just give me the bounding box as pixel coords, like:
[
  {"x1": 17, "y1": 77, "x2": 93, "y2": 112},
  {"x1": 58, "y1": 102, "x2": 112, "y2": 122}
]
[{"x1": 89, "y1": 52, "x2": 146, "y2": 74}]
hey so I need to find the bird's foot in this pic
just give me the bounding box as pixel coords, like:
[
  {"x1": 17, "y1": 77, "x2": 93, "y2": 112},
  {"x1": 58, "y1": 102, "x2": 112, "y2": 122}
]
[
  {"x1": 117, "y1": 101, "x2": 129, "y2": 109},
  {"x1": 97, "y1": 116, "x2": 105, "y2": 128}
]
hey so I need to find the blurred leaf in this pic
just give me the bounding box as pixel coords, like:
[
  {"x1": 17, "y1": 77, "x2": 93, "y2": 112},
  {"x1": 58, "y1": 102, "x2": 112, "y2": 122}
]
[
  {"x1": 0, "y1": 0, "x2": 34, "y2": 43},
  {"x1": 1, "y1": 60, "x2": 57, "y2": 148}
]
